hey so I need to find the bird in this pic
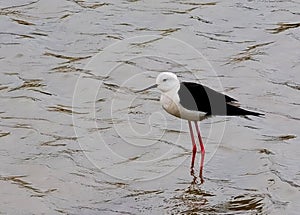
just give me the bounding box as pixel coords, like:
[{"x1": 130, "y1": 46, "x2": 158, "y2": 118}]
[{"x1": 136, "y1": 72, "x2": 263, "y2": 183}]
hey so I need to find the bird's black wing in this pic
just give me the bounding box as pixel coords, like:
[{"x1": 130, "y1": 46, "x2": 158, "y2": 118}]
[
  {"x1": 178, "y1": 82, "x2": 260, "y2": 116},
  {"x1": 178, "y1": 82, "x2": 236, "y2": 115}
]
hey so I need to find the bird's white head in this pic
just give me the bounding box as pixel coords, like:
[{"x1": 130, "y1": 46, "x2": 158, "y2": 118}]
[
  {"x1": 135, "y1": 72, "x2": 180, "y2": 94},
  {"x1": 156, "y1": 72, "x2": 180, "y2": 93}
]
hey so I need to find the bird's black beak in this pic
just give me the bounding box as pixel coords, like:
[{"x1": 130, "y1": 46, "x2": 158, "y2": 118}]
[{"x1": 135, "y1": 84, "x2": 158, "y2": 93}]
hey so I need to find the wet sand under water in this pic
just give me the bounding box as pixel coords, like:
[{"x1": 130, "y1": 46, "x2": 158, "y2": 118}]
[{"x1": 0, "y1": 0, "x2": 300, "y2": 214}]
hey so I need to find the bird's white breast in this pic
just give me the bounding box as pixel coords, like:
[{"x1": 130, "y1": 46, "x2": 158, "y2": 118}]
[
  {"x1": 160, "y1": 93, "x2": 181, "y2": 118},
  {"x1": 160, "y1": 93, "x2": 206, "y2": 121}
]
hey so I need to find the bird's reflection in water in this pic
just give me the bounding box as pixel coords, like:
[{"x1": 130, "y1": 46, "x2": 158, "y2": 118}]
[
  {"x1": 170, "y1": 180, "x2": 267, "y2": 214},
  {"x1": 171, "y1": 177, "x2": 215, "y2": 214},
  {"x1": 190, "y1": 149, "x2": 205, "y2": 184}
]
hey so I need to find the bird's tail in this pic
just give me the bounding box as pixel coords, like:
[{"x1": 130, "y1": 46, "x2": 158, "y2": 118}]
[
  {"x1": 242, "y1": 109, "x2": 264, "y2": 117},
  {"x1": 226, "y1": 105, "x2": 264, "y2": 117}
]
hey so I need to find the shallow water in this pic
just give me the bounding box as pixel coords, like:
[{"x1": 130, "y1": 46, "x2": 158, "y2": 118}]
[{"x1": 1, "y1": 0, "x2": 300, "y2": 214}]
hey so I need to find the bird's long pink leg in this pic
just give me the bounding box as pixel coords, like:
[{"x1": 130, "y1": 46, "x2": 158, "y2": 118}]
[
  {"x1": 194, "y1": 121, "x2": 205, "y2": 183},
  {"x1": 194, "y1": 121, "x2": 205, "y2": 155},
  {"x1": 188, "y1": 121, "x2": 197, "y2": 172}
]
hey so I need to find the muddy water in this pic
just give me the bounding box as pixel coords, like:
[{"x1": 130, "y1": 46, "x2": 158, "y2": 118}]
[{"x1": 1, "y1": 0, "x2": 300, "y2": 214}]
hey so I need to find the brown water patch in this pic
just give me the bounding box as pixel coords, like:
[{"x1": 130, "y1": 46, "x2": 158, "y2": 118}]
[
  {"x1": 244, "y1": 125, "x2": 259, "y2": 130},
  {"x1": 0, "y1": 86, "x2": 9, "y2": 91},
  {"x1": 263, "y1": 134, "x2": 296, "y2": 142},
  {"x1": 268, "y1": 22, "x2": 300, "y2": 34},
  {"x1": 11, "y1": 18, "x2": 35, "y2": 26},
  {"x1": 179, "y1": 2, "x2": 217, "y2": 6},
  {"x1": 29, "y1": 89, "x2": 53, "y2": 96},
  {"x1": 102, "y1": 181, "x2": 128, "y2": 189},
  {"x1": 0, "y1": 131, "x2": 10, "y2": 138},
  {"x1": 271, "y1": 81, "x2": 300, "y2": 91},
  {"x1": 223, "y1": 194, "x2": 264, "y2": 213},
  {"x1": 1, "y1": 116, "x2": 50, "y2": 122},
  {"x1": 106, "y1": 35, "x2": 123, "y2": 40},
  {"x1": 123, "y1": 189, "x2": 163, "y2": 198},
  {"x1": 60, "y1": 14, "x2": 71, "y2": 19},
  {"x1": 71, "y1": 1, "x2": 110, "y2": 9},
  {"x1": 13, "y1": 123, "x2": 34, "y2": 130},
  {"x1": 103, "y1": 82, "x2": 120, "y2": 91},
  {"x1": 48, "y1": 105, "x2": 73, "y2": 114},
  {"x1": 0, "y1": 175, "x2": 57, "y2": 197},
  {"x1": 131, "y1": 37, "x2": 162, "y2": 48},
  {"x1": 88, "y1": 126, "x2": 111, "y2": 132},
  {"x1": 9, "y1": 78, "x2": 45, "y2": 92},
  {"x1": 197, "y1": 33, "x2": 255, "y2": 44},
  {"x1": 227, "y1": 41, "x2": 274, "y2": 64},
  {"x1": 116, "y1": 60, "x2": 137, "y2": 66},
  {"x1": 160, "y1": 28, "x2": 181, "y2": 36},
  {"x1": 163, "y1": 7, "x2": 199, "y2": 15},
  {"x1": 0, "y1": 9, "x2": 20, "y2": 16},
  {"x1": 44, "y1": 52, "x2": 91, "y2": 63},
  {"x1": 190, "y1": 15, "x2": 213, "y2": 24},
  {"x1": 50, "y1": 65, "x2": 84, "y2": 73},
  {"x1": 117, "y1": 23, "x2": 133, "y2": 27},
  {"x1": 258, "y1": 148, "x2": 275, "y2": 155},
  {"x1": 0, "y1": 32, "x2": 34, "y2": 39},
  {"x1": 31, "y1": 32, "x2": 48, "y2": 37},
  {"x1": 40, "y1": 133, "x2": 77, "y2": 146},
  {"x1": 48, "y1": 104, "x2": 86, "y2": 115}
]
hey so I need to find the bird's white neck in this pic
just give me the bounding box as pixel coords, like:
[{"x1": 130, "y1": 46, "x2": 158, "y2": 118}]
[{"x1": 161, "y1": 84, "x2": 180, "y2": 100}]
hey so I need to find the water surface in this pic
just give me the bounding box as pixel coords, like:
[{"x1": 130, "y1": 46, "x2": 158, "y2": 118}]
[{"x1": 1, "y1": 0, "x2": 300, "y2": 214}]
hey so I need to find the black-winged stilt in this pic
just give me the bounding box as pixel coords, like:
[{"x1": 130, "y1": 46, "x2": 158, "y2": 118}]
[{"x1": 137, "y1": 72, "x2": 263, "y2": 183}]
